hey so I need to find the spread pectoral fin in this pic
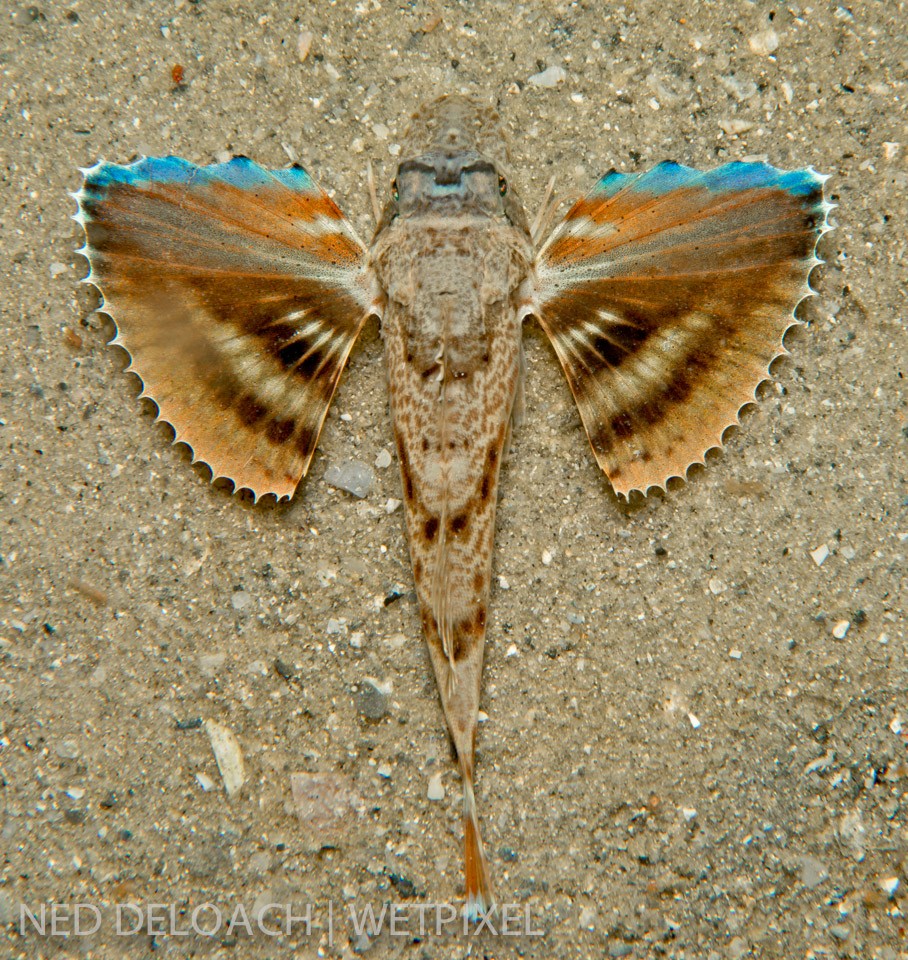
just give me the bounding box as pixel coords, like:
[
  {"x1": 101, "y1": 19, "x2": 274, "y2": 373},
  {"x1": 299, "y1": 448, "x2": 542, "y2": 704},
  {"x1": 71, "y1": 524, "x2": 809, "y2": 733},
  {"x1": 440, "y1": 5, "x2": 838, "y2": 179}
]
[
  {"x1": 532, "y1": 161, "x2": 833, "y2": 497},
  {"x1": 75, "y1": 156, "x2": 380, "y2": 500}
]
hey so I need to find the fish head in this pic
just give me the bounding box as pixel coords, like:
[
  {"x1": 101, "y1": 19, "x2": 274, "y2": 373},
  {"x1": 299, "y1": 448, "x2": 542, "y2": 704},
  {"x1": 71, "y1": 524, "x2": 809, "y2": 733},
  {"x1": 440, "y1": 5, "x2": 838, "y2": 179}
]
[{"x1": 382, "y1": 95, "x2": 529, "y2": 231}]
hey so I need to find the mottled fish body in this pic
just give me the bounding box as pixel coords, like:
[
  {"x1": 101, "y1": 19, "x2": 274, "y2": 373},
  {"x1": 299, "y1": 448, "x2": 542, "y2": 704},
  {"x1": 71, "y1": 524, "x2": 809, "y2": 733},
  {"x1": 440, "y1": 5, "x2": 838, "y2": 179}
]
[{"x1": 372, "y1": 98, "x2": 535, "y2": 909}]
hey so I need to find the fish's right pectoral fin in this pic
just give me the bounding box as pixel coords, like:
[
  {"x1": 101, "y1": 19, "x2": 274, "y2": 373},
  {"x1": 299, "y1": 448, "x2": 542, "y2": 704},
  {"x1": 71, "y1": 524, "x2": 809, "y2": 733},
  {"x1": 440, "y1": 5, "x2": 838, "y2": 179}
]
[{"x1": 75, "y1": 155, "x2": 381, "y2": 501}]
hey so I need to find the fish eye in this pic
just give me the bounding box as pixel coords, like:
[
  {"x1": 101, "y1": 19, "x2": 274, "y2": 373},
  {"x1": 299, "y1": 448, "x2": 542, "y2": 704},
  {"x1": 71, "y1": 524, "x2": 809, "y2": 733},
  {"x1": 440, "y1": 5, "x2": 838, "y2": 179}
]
[
  {"x1": 498, "y1": 176, "x2": 508, "y2": 197},
  {"x1": 391, "y1": 178, "x2": 399, "y2": 202}
]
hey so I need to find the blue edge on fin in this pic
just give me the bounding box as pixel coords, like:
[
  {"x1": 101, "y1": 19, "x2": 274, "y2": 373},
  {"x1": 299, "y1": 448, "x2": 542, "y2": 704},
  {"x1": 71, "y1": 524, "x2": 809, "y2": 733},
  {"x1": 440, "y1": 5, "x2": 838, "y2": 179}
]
[
  {"x1": 595, "y1": 159, "x2": 824, "y2": 200},
  {"x1": 84, "y1": 155, "x2": 314, "y2": 194}
]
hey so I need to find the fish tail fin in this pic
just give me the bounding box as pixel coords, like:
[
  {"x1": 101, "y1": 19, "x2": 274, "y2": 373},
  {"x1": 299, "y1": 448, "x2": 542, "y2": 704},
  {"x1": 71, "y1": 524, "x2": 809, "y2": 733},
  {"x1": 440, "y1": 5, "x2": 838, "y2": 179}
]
[{"x1": 461, "y1": 759, "x2": 494, "y2": 920}]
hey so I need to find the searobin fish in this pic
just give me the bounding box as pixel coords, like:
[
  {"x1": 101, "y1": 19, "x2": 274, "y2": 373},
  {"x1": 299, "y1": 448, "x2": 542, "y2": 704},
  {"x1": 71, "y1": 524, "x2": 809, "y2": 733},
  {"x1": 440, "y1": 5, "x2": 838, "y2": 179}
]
[{"x1": 73, "y1": 94, "x2": 831, "y2": 916}]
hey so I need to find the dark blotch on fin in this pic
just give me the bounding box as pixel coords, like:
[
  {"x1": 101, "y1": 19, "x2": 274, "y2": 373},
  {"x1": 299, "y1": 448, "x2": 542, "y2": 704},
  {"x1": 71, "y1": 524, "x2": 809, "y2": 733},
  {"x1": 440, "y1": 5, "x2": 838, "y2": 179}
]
[{"x1": 266, "y1": 418, "x2": 295, "y2": 445}]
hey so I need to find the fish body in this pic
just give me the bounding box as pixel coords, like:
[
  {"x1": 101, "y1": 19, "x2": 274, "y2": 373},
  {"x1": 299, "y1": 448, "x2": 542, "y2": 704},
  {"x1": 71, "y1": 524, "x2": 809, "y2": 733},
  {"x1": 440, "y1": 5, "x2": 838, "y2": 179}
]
[
  {"x1": 73, "y1": 95, "x2": 832, "y2": 914},
  {"x1": 371, "y1": 98, "x2": 535, "y2": 909}
]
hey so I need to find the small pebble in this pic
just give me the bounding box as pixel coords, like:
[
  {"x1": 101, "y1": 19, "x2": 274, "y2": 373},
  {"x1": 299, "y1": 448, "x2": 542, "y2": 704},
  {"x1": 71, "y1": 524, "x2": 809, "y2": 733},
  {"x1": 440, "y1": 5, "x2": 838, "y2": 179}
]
[
  {"x1": 374, "y1": 449, "x2": 392, "y2": 469},
  {"x1": 505, "y1": 643, "x2": 518, "y2": 658},
  {"x1": 372, "y1": 122, "x2": 390, "y2": 140},
  {"x1": 274, "y1": 658, "x2": 295, "y2": 681},
  {"x1": 385, "y1": 498, "x2": 402, "y2": 513},
  {"x1": 542, "y1": 549, "x2": 553, "y2": 566},
  {"x1": 49, "y1": 261, "x2": 68, "y2": 277},
  {"x1": 729, "y1": 649, "x2": 742, "y2": 660},
  {"x1": 810, "y1": 544, "x2": 829, "y2": 566},
  {"x1": 55, "y1": 740, "x2": 80, "y2": 760},
  {"x1": 748, "y1": 28, "x2": 780, "y2": 56},
  {"x1": 324, "y1": 459, "x2": 375, "y2": 499},
  {"x1": 231, "y1": 590, "x2": 252, "y2": 611},
  {"x1": 579, "y1": 905, "x2": 596, "y2": 929},
  {"x1": 687, "y1": 713, "x2": 701, "y2": 729},
  {"x1": 427, "y1": 773, "x2": 445, "y2": 801},
  {"x1": 832, "y1": 619, "x2": 850, "y2": 639},
  {"x1": 377, "y1": 762, "x2": 392, "y2": 779},
  {"x1": 889, "y1": 715, "x2": 902, "y2": 734},
  {"x1": 682, "y1": 807, "x2": 697, "y2": 821},
  {"x1": 527, "y1": 65, "x2": 567, "y2": 88},
  {"x1": 357, "y1": 678, "x2": 390, "y2": 721},
  {"x1": 326, "y1": 618, "x2": 347, "y2": 636},
  {"x1": 882, "y1": 141, "x2": 901, "y2": 161},
  {"x1": 798, "y1": 855, "x2": 829, "y2": 889},
  {"x1": 709, "y1": 578, "x2": 726, "y2": 595},
  {"x1": 498, "y1": 575, "x2": 510, "y2": 590},
  {"x1": 65, "y1": 787, "x2": 85, "y2": 800}
]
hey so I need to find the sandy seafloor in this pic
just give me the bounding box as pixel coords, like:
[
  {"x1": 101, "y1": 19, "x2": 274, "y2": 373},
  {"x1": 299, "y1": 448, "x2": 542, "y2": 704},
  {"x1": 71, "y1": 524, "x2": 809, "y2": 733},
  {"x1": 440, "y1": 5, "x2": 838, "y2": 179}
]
[{"x1": 1, "y1": 1, "x2": 906, "y2": 957}]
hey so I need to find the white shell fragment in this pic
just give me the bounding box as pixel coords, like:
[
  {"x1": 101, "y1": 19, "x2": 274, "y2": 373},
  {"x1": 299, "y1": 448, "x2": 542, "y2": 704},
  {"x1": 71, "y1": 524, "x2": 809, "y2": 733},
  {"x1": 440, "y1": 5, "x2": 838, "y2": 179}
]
[
  {"x1": 749, "y1": 28, "x2": 780, "y2": 56},
  {"x1": 810, "y1": 544, "x2": 830, "y2": 567},
  {"x1": 880, "y1": 877, "x2": 900, "y2": 898},
  {"x1": 324, "y1": 459, "x2": 375, "y2": 498},
  {"x1": 427, "y1": 772, "x2": 445, "y2": 801},
  {"x1": 719, "y1": 119, "x2": 755, "y2": 136},
  {"x1": 297, "y1": 30, "x2": 314, "y2": 62},
  {"x1": 831, "y1": 620, "x2": 850, "y2": 639},
  {"x1": 195, "y1": 772, "x2": 215, "y2": 792},
  {"x1": 204, "y1": 720, "x2": 246, "y2": 797},
  {"x1": 528, "y1": 65, "x2": 567, "y2": 88}
]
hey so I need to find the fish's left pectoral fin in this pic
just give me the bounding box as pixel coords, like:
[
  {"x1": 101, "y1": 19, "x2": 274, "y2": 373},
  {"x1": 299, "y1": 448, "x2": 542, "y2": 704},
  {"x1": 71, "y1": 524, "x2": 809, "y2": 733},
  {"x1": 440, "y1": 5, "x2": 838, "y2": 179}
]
[
  {"x1": 531, "y1": 161, "x2": 833, "y2": 498},
  {"x1": 74, "y1": 156, "x2": 381, "y2": 502}
]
